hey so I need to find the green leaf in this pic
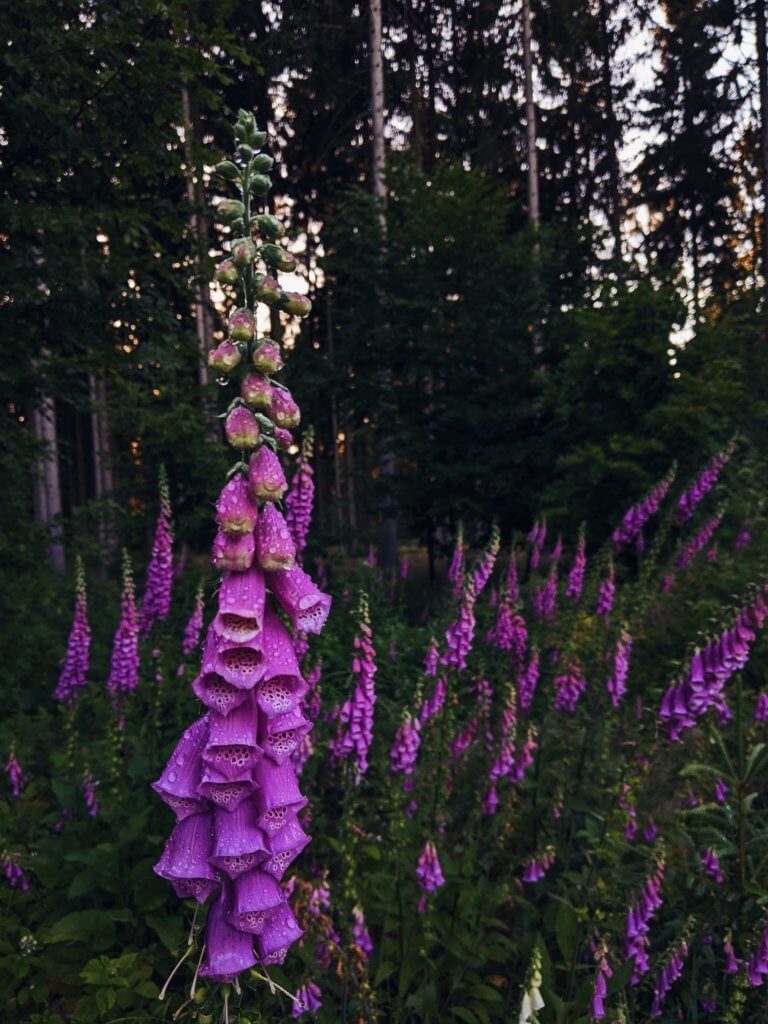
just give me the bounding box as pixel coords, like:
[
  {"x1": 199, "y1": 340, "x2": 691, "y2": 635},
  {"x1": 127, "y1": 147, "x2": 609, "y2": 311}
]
[
  {"x1": 44, "y1": 910, "x2": 116, "y2": 951},
  {"x1": 450, "y1": 1009, "x2": 480, "y2": 1024},
  {"x1": 555, "y1": 902, "x2": 578, "y2": 963}
]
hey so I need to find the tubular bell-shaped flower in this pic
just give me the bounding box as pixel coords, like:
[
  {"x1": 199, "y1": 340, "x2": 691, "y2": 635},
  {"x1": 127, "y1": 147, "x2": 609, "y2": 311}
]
[
  {"x1": 284, "y1": 428, "x2": 315, "y2": 555},
  {"x1": 107, "y1": 551, "x2": 140, "y2": 696},
  {"x1": 565, "y1": 529, "x2": 586, "y2": 602},
  {"x1": 331, "y1": 593, "x2": 377, "y2": 778},
  {"x1": 613, "y1": 469, "x2": 674, "y2": 550},
  {"x1": 675, "y1": 443, "x2": 734, "y2": 525},
  {"x1": 138, "y1": 468, "x2": 174, "y2": 636},
  {"x1": 182, "y1": 582, "x2": 205, "y2": 656},
  {"x1": 55, "y1": 557, "x2": 91, "y2": 705},
  {"x1": 416, "y1": 840, "x2": 445, "y2": 911},
  {"x1": 447, "y1": 523, "x2": 464, "y2": 597}
]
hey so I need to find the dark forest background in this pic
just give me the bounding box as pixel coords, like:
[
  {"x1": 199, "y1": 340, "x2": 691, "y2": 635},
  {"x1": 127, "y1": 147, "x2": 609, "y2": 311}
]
[{"x1": 3, "y1": 0, "x2": 768, "y2": 579}]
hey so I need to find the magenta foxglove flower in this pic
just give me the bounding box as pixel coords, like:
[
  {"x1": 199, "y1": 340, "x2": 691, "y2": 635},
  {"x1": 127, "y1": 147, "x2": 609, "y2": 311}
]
[
  {"x1": 416, "y1": 840, "x2": 445, "y2": 910},
  {"x1": 266, "y1": 565, "x2": 332, "y2": 634},
  {"x1": 748, "y1": 926, "x2": 768, "y2": 986},
  {"x1": 650, "y1": 941, "x2": 687, "y2": 1016},
  {"x1": 252, "y1": 340, "x2": 284, "y2": 374},
  {"x1": 331, "y1": 593, "x2": 377, "y2": 777},
  {"x1": 613, "y1": 470, "x2": 673, "y2": 549},
  {"x1": 591, "y1": 950, "x2": 612, "y2": 1020},
  {"x1": 107, "y1": 553, "x2": 140, "y2": 695},
  {"x1": 139, "y1": 470, "x2": 174, "y2": 636},
  {"x1": 506, "y1": 553, "x2": 520, "y2": 604},
  {"x1": 2, "y1": 852, "x2": 28, "y2": 891},
  {"x1": 228, "y1": 307, "x2": 255, "y2": 342},
  {"x1": 352, "y1": 906, "x2": 373, "y2": 960},
  {"x1": 675, "y1": 512, "x2": 723, "y2": 570},
  {"x1": 528, "y1": 518, "x2": 546, "y2": 569},
  {"x1": 554, "y1": 660, "x2": 587, "y2": 712},
  {"x1": 209, "y1": 341, "x2": 241, "y2": 373},
  {"x1": 424, "y1": 637, "x2": 439, "y2": 677},
  {"x1": 472, "y1": 525, "x2": 500, "y2": 598},
  {"x1": 441, "y1": 578, "x2": 476, "y2": 671},
  {"x1": 225, "y1": 406, "x2": 260, "y2": 450},
  {"x1": 532, "y1": 564, "x2": 557, "y2": 621},
  {"x1": 269, "y1": 387, "x2": 301, "y2": 429},
  {"x1": 390, "y1": 713, "x2": 421, "y2": 787},
  {"x1": 675, "y1": 444, "x2": 733, "y2": 525},
  {"x1": 216, "y1": 475, "x2": 259, "y2": 536},
  {"x1": 606, "y1": 629, "x2": 632, "y2": 707},
  {"x1": 255, "y1": 503, "x2": 296, "y2": 571},
  {"x1": 736, "y1": 528, "x2": 752, "y2": 549},
  {"x1": 293, "y1": 980, "x2": 322, "y2": 1018},
  {"x1": 182, "y1": 583, "x2": 205, "y2": 656},
  {"x1": 701, "y1": 848, "x2": 723, "y2": 884},
  {"x1": 420, "y1": 676, "x2": 447, "y2": 724},
  {"x1": 249, "y1": 445, "x2": 288, "y2": 502},
  {"x1": 596, "y1": 562, "x2": 615, "y2": 618},
  {"x1": 241, "y1": 372, "x2": 274, "y2": 411},
  {"x1": 447, "y1": 525, "x2": 464, "y2": 597},
  {"x1": 485, "y1": 587, "x2": 517, "y2": 650},
  {"x1": 518, "y1": 647, "x2": 540, "y2": 713},
  {"x1": 724, "y1": 936, "x2": 741, "y2": 974},
  {"x1": 643, "y1": 818, "x2": 657, "y2": 842},
  {"x1": 83, "y1": 770, "x2": 99, "y2": 817},
  {"x1": 55, "y1": 558, "x2": 91, "y2": 705},
  {"x1": 5, "y1": 750, "x2": 26, "y2": 797},
  {"x1": 212, "y1": 530, "x2": 255, "y2": 572},
  {"x1": 565, "y1": 531, "x2": 586, "y2": 602},
  {"x1": 284, "y1": 433, "x2": 315, "y2": 554},
  {"x1": 522, "y1": 848, "x2": 554, "y2": 883},
  {"x1": 715, "y1": 779, "x2": 728, "y2": 803},
  {"x1": 624, "y1": 861, "x2": 665, "y2": 982},
  {"x1": 756, "y1": 693, "x2": 768, "y2": 722}
]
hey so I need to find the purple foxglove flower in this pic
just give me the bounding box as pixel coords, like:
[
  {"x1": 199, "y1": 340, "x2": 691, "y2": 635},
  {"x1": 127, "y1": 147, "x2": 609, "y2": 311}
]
[
  {"x1": 724, "y1": 936, "x2": 741, "y2": 974},
  {"x1": 182, "y1": 583, "x2": 205, "y2": 656},
  {"x1": 252, "y1": 340, "x2": 285, "y2": 374},
  {"x1": 213, "y1": 568, "x2": 266, "y2": 643},
  {"x1": 420, "y1": 676, "x2": 447, "y2": 724},
  {"x1": 255, "y1": 503, "x2": 296, "y2": 571},
  {"x1": 416, "y1": 840, "x2": 445, "y2": 907},
  {"x1": 154, "y1": 810, "x2": 219, "y2": 902},
  {"x1": 216, "y1": 475, "x2": 259, "y2": 536},
  {"x1": 424, "y1": 637, "x2": 439, "y2": 677},
  {"x1": 208, "y1": 341, "x2": 241, "y2": 373},
  {"x1": 472, "y1": 525, "x2": 500, "y2": 598},
  {"x1": 284, "y1": 432, "x2": 316, "y2": 554},
  {"x1": 522, "y1": 849, "x2": 554, "y2": 883},
  {"x1": 613, "y1": 470, "x2": 673, "y2": 549},
  {"x1": 212, "y1": 529, "x2": 255, "y2": 573},
  {"x1": 485, "y1": 588, "x2": 520, "y2": 650},
  {"x1": 591, "y1": 953, "x2": 612, "y2": 1020},
  {"x1": 83, "y1": 770, "x2": 99, "y2": 817},
  {"x1": 748, "y1": 924, "x2": 768, "y2": 986},
  {"x1": 225, "y1": 406, "x2": 260, "y2": 449},
  {"x1": 256, "y1": 275, "x2": 283, "y2": 305},
  {"x1": 624, "y1": 861, "x2": 665, "y2": 982},
  {"x1": 675, "y1": 512, "x2": 723, "y2": 570},
  {"x1": 447, "y1": 525, "x2": 464, "y2": 597},
  {"x1": 199, "y1": 887, "x2": 257, "y2": 981},
  {"x1": 274, "y1": 427, "x2": 294, "y2": 450},
  {"x1": 735, "y1": 528, "x2": 752, "y2": 549},
  {"x1": 241, "y1": 372, "x2": 274, "y2": 410},
  {"x1": 228, "y1": 307, "x2": 256, "y2": 342},
  {"x1": 204, "y1": 697, "x2": 263, "y2": 780},
  {"x1": 675, "y1": 444, "x2": 733, "y2": 525},
  {"x1": 281, "y1": 291, "x2": 312, "y2": 317},
  {"x1": 518, "y1": 646, "x2": 540, "y2": 713},
  {"x1": 269, "y1": 387, "x2": 301, "y2": 429},
  {"x1": 2, "y1": 852, "x2": 29, "y2": 891},
  {"x1": 441, "y1": 578, "x2": 476, "y2": 671},
  {"x1": 266, "y1": 565, "x2": 332, "y2": 634},
  {"x1": 701, "y1": 848, "x2": 724, "y2": 884},
  {"x1": 756, "y1": 693, "x2": 768, "y2": 721},
  {"x1": 506, "y1": 553, "x2": 520, "y2": 604},
  {"x1": 644, "y1": 818, "x2": 657, "y2": 842},
  {"x1": 249, "y1": 445, "x2": 288, "y2": 502},
  {"x1": 139, "y1": 473, "x2": 175, "y2": 638},
  {"x1": 596, "y1": 562, "x2": 615, "y2": 618},
  {"x1": 4, "y1": 750, "x2": 26, "y2": 798},
  {"x1": 55, "y1": 558, "x2": 91, "y2": 705},
  {"x1": 715, "y1": 779, "x2": 728, "y2": 803},
  {"x1": 532, "y1": 564, "x2": 557, "y2": 621},
  {"x1": 528, "y1": 518, "x2": 547, "y2": 569},
  {"x1": 650, "y1": 941, "x2": 687, "y2": 1016},
  {"x1": 390, "y1": 713, "x2": 421, "y2": 785},
  {"x1": 606, "y1": 628, "x2": 632, "y2": 707},
  {"x1": 554, "y1": 660, "x2": 587, "y2": 712},
  {"x1": 331, "y1": 594, "x2": 377, "y2": 777},
  {"x1": 293, "y1": 980, "x2": 322, "y2": 1018},
  {"x1": 352, "y1": 906, "x2": 373, "y2": 960},
  {"x1": 565, "y1": 530, "x2": 587, "y2": 602}
]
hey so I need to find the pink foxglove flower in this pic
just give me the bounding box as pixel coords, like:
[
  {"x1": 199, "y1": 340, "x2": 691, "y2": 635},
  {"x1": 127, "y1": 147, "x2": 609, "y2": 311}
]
[
  {"x1": 528, "y1": 518, "x2": 546, "y2": 569},
  {"x1": 675, "y1": 512, "x2": 723, "y2": 570},
  {"x1": 447, "y1": 524, "x2": 464, "y2": 597},
  {"x1": 442, "y1": 578, "x2": 476, "y2": 671},
  {"x1": 624, "y1": 860, "x2": 665, "y2": 982},
  {"x1": 596, "y1": 561, "x2": 615, "y2": 618},
  {"x1": 675, "y1": 444, "x2": 733, "y2": 525},
  {"x1": 293, "y1": 980, "x2": 322, "y2": 1018},
  {"x1": 249, "y1": 445, "x2": 288, "y2": 502},
  {"x1": 416, "y1": 840, "x2": 445, "y2": 910},
  {"x1": 565, "y1": 530, "x2": 586, "y2": 602},
  {"x1": 554, "y1": 660, "x2": 587, "y2": 712},
  {"x1": 182, "y1": 583, "x2": 205, "y2": 656},
  {"x1": 518, "y1": 647, "x2": 540, "y2": 713},
  {"x1": 352, "y1": 906, "x2": 373, "y2": 960},
  {"x1": 650, "y1": 940, "x2": 688, "y2": 1017},
  {"x1": 83, "y1": 770, "x2": 99, "y2": 818},
  {"x1": 4, "y1": 750, "x2": 26, "y2": 797},
  {"x1": 107, "y1": 552, "x2": 140, "y2": 695},
  {"x1": 591, "y1": 947, "x2": 613, "y2": 1020},
  {"x1": 225, "y1": 406, "x2": 260, "y2": 449},
  {"x1": 613, "y1": 469, "x2": 674, "y2": 549},
  {"x1": 606, "y1": 628, "x2": 632, "y2": 707},
  {"x1": 284, "y1": 430, "x2": 315, "y2": 554},
  {"x1": 472, "y1": 524, "x2": 500, "y2": 598},
  {"x1": 55, "y1": 558, "x2": 91, "y2": 705},
  {"x1": 139, "y1": 469, "x2": 174, "y2": 636},
  {"x1": 2, "y1": 852, "x2": 28, "y2": 891},
  {"x1": 390, "y1": 713, "x2": 421, "y2": 788},
  {"x1": 255, "y1": 503, "x2": 296, "y2": 571},
  {"x1": 330, "y1": 594, "x2": 377, "y2": 778}
]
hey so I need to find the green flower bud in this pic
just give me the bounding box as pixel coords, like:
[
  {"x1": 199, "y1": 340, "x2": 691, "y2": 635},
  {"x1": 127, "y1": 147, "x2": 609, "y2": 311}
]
[
  {"x1": 231, "y1": 238, "x2": 257, "y2": 267},
  {"x1": 277, "y1": 250, "x2": 297, "y2": 272},
  {"x1": 255, "y1": 275, "x2": 282, "y2": 306},
  {"x1": 281, "y1": 291, "x2": 312, "y2": 317},
  {"x1": 215, "y1": 161, "x2": 239, "y2": 181},
  {"x1": 249, "y1": 174, "x2": 272, "y2": 196},
  {"x1": 228, "y1": 307, "x2": 256, "y2": 342},
  {"x1": 215, "y1": 198, "x2": 245, "y2": 222},
  {"x1": 215, "y1": 259, "x2": 239, "y2": 285},
  {"x1": 251, "y1": 154, "x2": 274, "y2": 173},
  {"x1": 253, "y1": 213, "x2": 281, "y2": 239},
  {"x1": 260, "y1": 243, "x2": 283, "y2": 267},
  {"x1": 193, "y1": 987, "x2": 207, "y2": 1005}
]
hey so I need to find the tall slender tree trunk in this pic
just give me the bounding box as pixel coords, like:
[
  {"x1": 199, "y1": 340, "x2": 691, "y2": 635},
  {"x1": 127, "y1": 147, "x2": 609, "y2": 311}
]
[
  {"x1": 89, "y1": 372, "x2": 115, "y2": 564},
  {"x1": 181, "y1": 81, "x2": 214, "y2": 387},
  {"x1": 325, "y1": 290, "x2": 345, "y2": 547},
  {"x1": 405, "y1": 0, "x2": 424, "y2": 172},
  {"x1": 597, "y1": 0, "x2": 622, "y2": 260},
  {"x1": 522, "y1": 0, "x2": 540, "y2": 228},
  {"x1": 31, "y1": 386, "x2": 65, "y2": 573},
  {"x1": 757, "y1": 0, "x2": 768, "y2": 282},
  {"x1": 369, "y1": 0, "x2": 398, "y2": 566}
]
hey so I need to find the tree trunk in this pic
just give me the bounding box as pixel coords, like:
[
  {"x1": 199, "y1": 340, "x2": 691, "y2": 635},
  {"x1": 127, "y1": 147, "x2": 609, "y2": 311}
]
[
  {"x1": 757, "y1": 0, "x2": 768, "y2": 282},
  {"x1": 89, "y1": 372, "x2": 115, "y2": 564},
  {"x1": 522, "y1": 0, "x2": 540, "y2": 228},
  {"x1": 181, "y1": 82, "x2": 214, "y2": 387},
  {"x1": 325, "y1": 289, "x2": 345, "y2": 546},
  {"x1": 405, "y1": 0, "x2": 424, "y2": 173},
  {"x1": 597, "y1": 0, "x2": 622, "y2": 260},
  {"x1": 31, "y1": 388, "x2": 66, "y2": 573}
]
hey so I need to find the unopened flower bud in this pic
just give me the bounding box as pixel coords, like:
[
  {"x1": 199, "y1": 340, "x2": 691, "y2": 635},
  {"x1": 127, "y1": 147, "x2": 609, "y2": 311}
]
[
  {"x1": 255, "y1": 503, "x2": 296, "y2": 570},
  {"x1": 281, "y1": 291, "x2": 312, "y2": 317},
  {"x1": 241, "y1": 373, "x2": 273, "y2": 410},
  {"x1": 252, "y1": 341, "x2": 284, "y2": 374},
  {"x1": 277, "y1": 250, "x2": 297, "y2": 272},
  {"x1": 225, "y1": 407, "x2": 260, "y2": 449},
  {"x1": 249, "y1": 446, "x2": 288, "y2": 502},
  {"x1": 215, "y1": 476, "x2": 259, "y2": 535},
  {"x1": 273, "y1": 427, "x2": 294, "y2": 450},
  {"x1": 253, "y1": 214, "x2": 281, "y2": 239},
  {"x1": 249, "y1": 174, "x2": 272, "y2": 196},
  {"x1": 260, "y1": 243, "x2": 282, "y2": 266},
  {"x1": 228, "y1": 308, "x2": 256, "y2": 342},
  {"x1": 212, "y1": 530, "x2": 254, "y2": 572},
  {"x1": 215, "y1": 198, "x2": 245, "y2": 222},
  {"x1": 256, "y1": 275, "x2": 282, "y2": 306},
  {"x1": 215, "y1": 161, "x2": 239, "y2": 181},
  {"x1": 231, "y1": 238, "x2": 257, "y2": 267},
  {"x1": 208, "y1": 342, "x2": 241, "y2": 373},
  {"x1": 251, "y1": 154, "x2": 274, "y2": 173},
  {"x1": 269, "y1": 387, "x2": 301, "y2": 429},
  {"x1": 215, "y1": 259, "x2": 239, "y2": 285}
]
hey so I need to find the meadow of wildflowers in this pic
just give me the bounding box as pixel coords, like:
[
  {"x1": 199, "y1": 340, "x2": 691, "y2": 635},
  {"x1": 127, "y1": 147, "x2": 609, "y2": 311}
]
[{"x1": 4, "y1": 114, "x2": 768, "y2": 1024}]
